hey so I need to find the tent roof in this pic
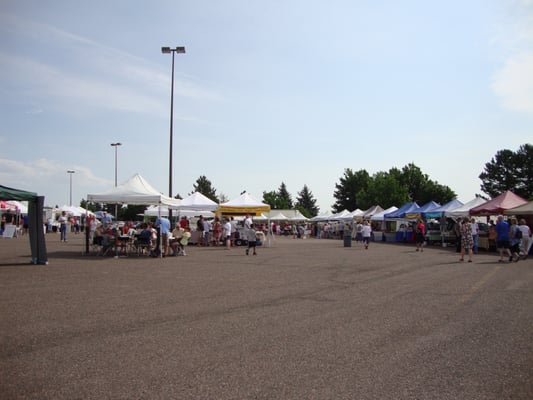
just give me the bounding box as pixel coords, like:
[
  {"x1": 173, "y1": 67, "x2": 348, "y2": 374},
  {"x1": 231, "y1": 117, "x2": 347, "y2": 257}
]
[
  {"x1": 384, "y1": 202, "x2": 420, "y2": 219},
  {"x1": 309, "y1": 210, "x2": 333, "y2": 222},
  {"x1": 444, "y1": 197, "x2": 487, "y2": 218},
  {"x1": 469, "y1": 191, "x2": 528, "y2": 215},
  {"x1": 87, "y1": 174, "x2": 180, "y2": 206},
  {"x1": 370, "y1": 206, "x2": 398, "y2": 221},
  {"x1": 0, "y1": 185, "x2": 37, "y2": 201},
  {"x1": 425, "y1": 199, "x2": 463, "y2": 218},
  {"x1": 172, "y1": 192, "x2": 218, "y2": 211},
  {"x1": 405, "y1": 201, "x2": 441, "y2": 219},
  {"x1": 269, "y1": 211, "x2": 289, "y2": 220},
  {"x1": 363, "y1": 205, "x2": 384, "y2": 218},
  {"x1": 503, "y1": 200, "x2": 533, "y2": 215},
  {"x1": 218, "y1": 193, "x2": 270, "y2": 215}
]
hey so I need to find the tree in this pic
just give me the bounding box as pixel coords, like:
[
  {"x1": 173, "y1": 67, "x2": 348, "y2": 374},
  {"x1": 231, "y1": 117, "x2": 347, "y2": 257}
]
[
  {"x1": 357, "y1": 171, "x2": 409, "y2": 209},
  {"x1": 332, "y1": 168, "x2": 370, "y2": 212},
  {"x1": 277, "y1": 182, "x2": 293, "y2": 209},
  {"x1": 479, "y1": 144, "x2": 533, "y2": 199},
  {"x1": 191, "y1": 175, "x2": 218, "y2": 203},
  {"x1": 263, "y1": 191, "x2": 284, "y2": 209},
  {"x1": 295, "y1": 185, "x2": 319, "y2": 217}
]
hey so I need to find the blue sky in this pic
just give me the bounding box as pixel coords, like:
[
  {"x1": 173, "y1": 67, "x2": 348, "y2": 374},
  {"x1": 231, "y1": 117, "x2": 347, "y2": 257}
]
[{"x1": 1, "y1": 0, "x2": 532, "y2": 211}]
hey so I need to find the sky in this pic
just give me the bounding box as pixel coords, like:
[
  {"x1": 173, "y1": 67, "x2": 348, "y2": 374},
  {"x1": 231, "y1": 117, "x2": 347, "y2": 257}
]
[{"x1": 1, "y1": 0, "x2": 532, "y2": 212}]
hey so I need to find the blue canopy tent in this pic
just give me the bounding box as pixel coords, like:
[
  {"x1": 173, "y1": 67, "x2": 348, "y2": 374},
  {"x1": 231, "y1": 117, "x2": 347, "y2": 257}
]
[
  {"x1": 406, "y1": 201, "x2": 441, "y2": 220},
  {"x1": 425, "y1": 199, "x2": 463, "y2": 219},
  {"x1": 383, "y1": 202, "x2": 420, "y2": 219}
]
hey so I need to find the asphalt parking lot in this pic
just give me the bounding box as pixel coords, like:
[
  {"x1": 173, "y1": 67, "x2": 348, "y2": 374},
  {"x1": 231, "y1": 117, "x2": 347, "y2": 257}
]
[{"x1": 1, "y1": 233, "x2": 532, "y2": 399}]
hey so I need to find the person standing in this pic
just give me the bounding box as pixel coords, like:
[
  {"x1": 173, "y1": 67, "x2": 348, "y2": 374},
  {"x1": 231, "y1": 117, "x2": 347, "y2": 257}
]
[
  {"x1": 509, "y1": 217, "x2": 521, "y2": 262},
  {"x1": 495, "y1": 215, "x2": 512, "y2": 263},
  {"x1": 518, "y1": 219, "x2": 531, "y2": 259},
  {"x1": 460, "y1": 216, "x2": 473, "y2": 262},
  {"x1": 470, "y1": 218, "x2": 479, "y2": 254},
  {"x1": 196, "y1": 216, "x2": 205, "y2": 246},
  {"x1": 362, "y1": 220, "x2": 372, "y2": 250},
  {"x1": 454, "y1": 218, "x2": 462, "y2": 253},
  {"x1": 244, "y1": 213, "x2": 252, "y2": 229},
  {"x1": 101, "y1": 211, "x2": 113, "y2": 226},
  {"x1": 213, "y1": 217, "x2": 222, "y2": 246},
  {"x1": 156, "y1": 216, "x2": 171, "y2": 256},
  {"x1": 58, "y1": 211, "x2": 68, "y2": 242},
  {"x1": 245, "y1": 223, "x2": 257, "y2": 255},
  {"x1": 203, "y1": 218, "x2": 212, "y2": 246},
  {"x1": 223, "y1": 218, "x2": 232, "y2": 250},
  {"x1": 415, "y1": 218, "x2": 425, "y2": 252}
]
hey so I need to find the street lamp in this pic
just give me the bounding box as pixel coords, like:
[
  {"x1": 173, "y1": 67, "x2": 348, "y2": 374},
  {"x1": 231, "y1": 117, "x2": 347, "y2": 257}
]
[
  {"x1": 110, "y1": 143, "x2": 122, "y2": 218},
  {"x1": 161, "y1": 46, "x2": 185, "y2": 224},
  {"x1": 67, "y1": 170, "x2": 75, "y2": 206},
  {"x1": 110, "y1": 143, "x2": 122, "y2": 187}
]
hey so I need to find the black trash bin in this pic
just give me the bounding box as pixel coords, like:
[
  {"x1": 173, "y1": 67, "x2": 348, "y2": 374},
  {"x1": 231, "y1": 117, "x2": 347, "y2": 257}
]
[{"x1": 343, "y1": 233, "x2": 352, "y2": 247}]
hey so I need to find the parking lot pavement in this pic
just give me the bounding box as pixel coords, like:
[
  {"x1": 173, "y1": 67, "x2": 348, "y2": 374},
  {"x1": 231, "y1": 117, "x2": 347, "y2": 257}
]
[{"x1": 1, "y1": 233, "x2": 532, "y2": 399}]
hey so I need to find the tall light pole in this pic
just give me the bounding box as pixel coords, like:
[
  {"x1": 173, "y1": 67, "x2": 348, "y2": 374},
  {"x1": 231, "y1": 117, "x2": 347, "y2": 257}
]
[
  {"x1": 67, "y1": 170, "x2": 75, "y2": 206},
  {"x1": 161, "y1": 46, "x2": 185, "y2": 225},
  {"x1": 110, "y1": 143, "x2": 122, "y2": 218}
]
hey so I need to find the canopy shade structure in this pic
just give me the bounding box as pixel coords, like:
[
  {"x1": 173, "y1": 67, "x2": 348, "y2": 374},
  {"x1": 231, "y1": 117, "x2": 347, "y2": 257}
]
[
  {"x1": 363, "y1": 205, "x2": 384, "y2": 218},
  {"x1": 87, "y1": 174, "x2": 180, "y2": 206},
  {"x1": 268, "y1": 211, "x2": 288, "y2": 221},
  {"x1": 503, "y1": 200, "x2": 533, "y2": 216},
  {"x1": 170, "y1": 192, "x2": 218, "y2": 211},
  {"x1": 0, "y1": 185, "x2": 47, "y2": 264},
  {"x1": 309, "y1": 211, "x2": 333, "y2": 222},
  {"x1": 444, "y1": 197, "x2": 487, "y2": 218},
  {"x1": 405, "y1": 201, "x2": 441, "y2": 220},
  {"x1": 384, "y1": 202, "x2": 420, "y2": 219},
  {"x1": 469, "y1": 191, "x2": 528, "y2": 216},
  {"x1": 424, "y1": 199, "x2": 463, "y2": 219},
  {"x1": 217, "y1": 193, "x2": 270, "y2": 216},
  {"x1": 370, "y1": 206, "x2": 398, "y2": 221}
]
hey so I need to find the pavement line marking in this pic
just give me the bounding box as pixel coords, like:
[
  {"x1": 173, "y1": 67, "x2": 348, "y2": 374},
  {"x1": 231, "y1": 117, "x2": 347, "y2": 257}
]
[{"x1": 458, "y1": 266, "x2": 501, "y2": 305}]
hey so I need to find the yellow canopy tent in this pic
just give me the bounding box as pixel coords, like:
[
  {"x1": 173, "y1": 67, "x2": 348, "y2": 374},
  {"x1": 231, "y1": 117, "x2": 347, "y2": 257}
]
[{"x1": 217, "y1": 193, "x2": 270, "y2": 216}]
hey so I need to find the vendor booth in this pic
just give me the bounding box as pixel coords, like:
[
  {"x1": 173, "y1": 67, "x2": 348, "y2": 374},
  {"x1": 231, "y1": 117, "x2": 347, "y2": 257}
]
[{"x1": 0, "y1": 185, "x2": 47, "y2": 264}]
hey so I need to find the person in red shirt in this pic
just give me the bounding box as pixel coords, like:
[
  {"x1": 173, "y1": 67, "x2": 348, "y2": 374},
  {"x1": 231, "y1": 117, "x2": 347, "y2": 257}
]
[{"x1": 415, "y1": 218, "x2": 425, "y2": 252}]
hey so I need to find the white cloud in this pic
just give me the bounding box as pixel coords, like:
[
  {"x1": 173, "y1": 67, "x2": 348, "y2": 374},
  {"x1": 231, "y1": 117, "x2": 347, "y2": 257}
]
[{"x1": 492, "y1": 52, "x2": 533, "y2": 113}]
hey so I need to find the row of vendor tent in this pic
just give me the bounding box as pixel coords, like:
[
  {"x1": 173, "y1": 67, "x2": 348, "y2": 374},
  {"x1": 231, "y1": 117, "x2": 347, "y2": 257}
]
[
  {"x1": 310, "y1": 205, "x2": 386, "y2": 222},
  {"x1": 86, "y1": 174, "x2": 271, "y2": 217}
]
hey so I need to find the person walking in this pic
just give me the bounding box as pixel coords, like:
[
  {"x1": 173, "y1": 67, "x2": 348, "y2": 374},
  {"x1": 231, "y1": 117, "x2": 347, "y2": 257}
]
[
  {"x1": 362, "y1": 220, "x2": 372, "y2": 250},
  {"x1": 245, "y1": 223, "x2": 257, "y2": 256},
  {"x1": 518, "y1": 219, "x2": 531, "y2": 259},
  {"x1": 460, "y1": 216, "x2": 473, "y2": 262},
  {"x1": 223, "y1": 218, "x2": 232, "y2": 250},
  {"x1": 58, "y1": 211, "x2": 68, "y2": 242},
  {"x1": 495, "y1": 215, "x2": 512, "y2": 263},
  {"x1": 415, "y1": 218, "x2": 425, "y2": 252},
  {"x1": 509, "y1": 217, "x2": 521, "y2": 262}
]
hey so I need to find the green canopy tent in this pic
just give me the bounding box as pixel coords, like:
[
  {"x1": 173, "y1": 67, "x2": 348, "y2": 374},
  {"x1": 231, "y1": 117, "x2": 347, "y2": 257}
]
[{"x1": 0, "y1": 185, "x2": 48, "y2": 264}]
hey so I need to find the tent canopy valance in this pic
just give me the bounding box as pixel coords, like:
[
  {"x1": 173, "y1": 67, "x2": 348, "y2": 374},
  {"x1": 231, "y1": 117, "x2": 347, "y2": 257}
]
[{"x1": 87, "y1": 174, "x2": 180, "y2": 206}]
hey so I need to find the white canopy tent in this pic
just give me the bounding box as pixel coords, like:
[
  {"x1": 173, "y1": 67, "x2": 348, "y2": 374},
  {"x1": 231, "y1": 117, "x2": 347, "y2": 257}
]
[
  {"x1": 87, "y1": 174, "x2": 180, "y2": 206},
  {"x1": 370, "y1": 206, "x2": 399, "y2": 222},
  {"x1": 444, "y1": 197, "x2": 487, "y2": 218},
  {"x1": 171, "y1": 192, "x2": 218, "y2": 211},
  {"x1": 309, "y1": 211, "x2": 333, "y2": 222}
]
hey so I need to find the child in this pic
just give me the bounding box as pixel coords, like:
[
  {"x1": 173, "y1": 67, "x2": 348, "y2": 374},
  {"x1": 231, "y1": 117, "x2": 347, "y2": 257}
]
[{"x1": 245, "y1": 224, "x2": 257, "y2": 256}]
